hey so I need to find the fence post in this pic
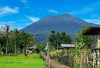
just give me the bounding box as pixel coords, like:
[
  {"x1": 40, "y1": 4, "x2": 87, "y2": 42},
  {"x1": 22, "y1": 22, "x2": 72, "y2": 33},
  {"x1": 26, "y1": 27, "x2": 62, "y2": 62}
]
[{"x1": 80, "y1": 54, "x2": 82, "y2": 68}]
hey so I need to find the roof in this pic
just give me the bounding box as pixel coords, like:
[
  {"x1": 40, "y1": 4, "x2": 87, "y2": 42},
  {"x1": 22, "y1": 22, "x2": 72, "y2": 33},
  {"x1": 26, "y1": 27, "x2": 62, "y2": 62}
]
[
  {"x1": 91, "y1": 43, "x2": 100, "y2": 49},
  {"x1": 83, "y1": 27, "x2": 100, "y2": 35},
  {"x1": 61, "y1": 44, "x2": 75, "y2": 48}
]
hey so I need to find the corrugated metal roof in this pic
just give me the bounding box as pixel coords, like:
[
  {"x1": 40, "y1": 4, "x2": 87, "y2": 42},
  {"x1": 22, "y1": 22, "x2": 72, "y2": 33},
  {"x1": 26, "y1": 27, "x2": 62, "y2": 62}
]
[{"x1": 61, "y1": 44, "x2": 75, "y2": 47}]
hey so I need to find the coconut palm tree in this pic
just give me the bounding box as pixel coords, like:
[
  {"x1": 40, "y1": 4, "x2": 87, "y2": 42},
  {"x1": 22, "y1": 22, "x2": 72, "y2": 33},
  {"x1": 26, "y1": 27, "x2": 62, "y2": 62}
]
[
  {"x1": 5, "y1": 24, "x2": 10, "y2": 55},
  {"x1": 13, "y1": 28, "x2": 19, "y2": 54}
]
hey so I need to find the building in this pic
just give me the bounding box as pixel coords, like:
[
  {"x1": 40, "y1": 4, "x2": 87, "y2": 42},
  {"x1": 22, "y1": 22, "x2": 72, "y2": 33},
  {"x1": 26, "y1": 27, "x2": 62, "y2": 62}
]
[
  {"x1": 60, "y1": 44, "x2": 75, "y2": 50},
  {"x1": 83, "y1": 27, "x2": 100, "y2": 65},
  {"x1": 26, "y1": 45, "x2": 39, "y2": 54}
]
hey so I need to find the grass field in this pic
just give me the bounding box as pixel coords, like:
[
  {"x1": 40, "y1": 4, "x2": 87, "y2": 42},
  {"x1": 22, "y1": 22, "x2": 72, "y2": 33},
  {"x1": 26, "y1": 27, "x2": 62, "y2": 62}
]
[{"x1": 0, "y1": 54, "x2": 46, "y2": 68}]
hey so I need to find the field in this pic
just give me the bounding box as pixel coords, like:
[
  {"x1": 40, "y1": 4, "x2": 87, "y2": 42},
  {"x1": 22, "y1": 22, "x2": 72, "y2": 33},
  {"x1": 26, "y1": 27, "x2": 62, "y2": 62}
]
[{"x1": 0, "y1": 54, "x2": 46, "y2": 68}]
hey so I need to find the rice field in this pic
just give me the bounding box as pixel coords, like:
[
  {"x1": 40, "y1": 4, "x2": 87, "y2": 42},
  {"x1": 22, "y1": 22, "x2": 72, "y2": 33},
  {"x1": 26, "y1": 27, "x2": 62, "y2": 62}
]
[{"x1": 0, "y1": 54, "x2": 46, "y2": 68}]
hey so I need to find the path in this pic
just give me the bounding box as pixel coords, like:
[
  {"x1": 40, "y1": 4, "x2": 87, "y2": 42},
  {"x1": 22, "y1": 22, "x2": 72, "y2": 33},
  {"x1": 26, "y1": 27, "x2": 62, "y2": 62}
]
[
  {"x1": 50, "y1": 59, "x2": 70, "y2": 68},
  {"x1": 42, "y1": 55, "x2": 70, "y2": 68}
]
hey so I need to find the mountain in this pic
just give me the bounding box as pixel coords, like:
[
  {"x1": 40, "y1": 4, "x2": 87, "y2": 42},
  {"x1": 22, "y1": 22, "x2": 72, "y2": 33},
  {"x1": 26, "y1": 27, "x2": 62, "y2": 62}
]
[{"x1": 21, "y1": 13, "x2": 100, "y2": 43}]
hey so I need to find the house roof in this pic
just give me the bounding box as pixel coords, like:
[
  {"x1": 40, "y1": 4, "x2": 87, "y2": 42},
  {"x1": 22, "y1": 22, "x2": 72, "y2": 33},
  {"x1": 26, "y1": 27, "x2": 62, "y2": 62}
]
[
  {"x1": 91, "y1": 43, "x2": 100, "y2": 49},
  {"x1": 61, "y1": 44, "x2": 75, "y2": 48},
  {"x1": 83, "y1": 27, "x2": 100, "y2": 35}
]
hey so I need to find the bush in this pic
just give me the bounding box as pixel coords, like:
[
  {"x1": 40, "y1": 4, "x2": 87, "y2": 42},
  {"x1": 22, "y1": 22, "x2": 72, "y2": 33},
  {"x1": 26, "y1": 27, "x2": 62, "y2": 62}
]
[
  {"x1": 32, "y1": 49, "x2": 37, "y2": 53},
  {"x1": 59, "y1": 49, "x2": 65, "y2": 56}
]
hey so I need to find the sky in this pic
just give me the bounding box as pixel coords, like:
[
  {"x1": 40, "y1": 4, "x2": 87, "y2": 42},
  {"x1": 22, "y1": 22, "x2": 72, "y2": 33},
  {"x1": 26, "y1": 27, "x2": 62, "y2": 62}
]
[{"x1": 0, "y1": 0, "x2": 100, "y2": 30}]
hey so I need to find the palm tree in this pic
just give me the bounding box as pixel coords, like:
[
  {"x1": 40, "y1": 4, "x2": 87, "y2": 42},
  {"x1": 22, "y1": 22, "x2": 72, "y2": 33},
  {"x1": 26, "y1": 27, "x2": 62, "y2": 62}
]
[
  {"x1": 5, "y1": 24, "x2": 10, "y2": 55},
  {"x1": 13, "y1": 28, "x2": 19, "y2": 54}
]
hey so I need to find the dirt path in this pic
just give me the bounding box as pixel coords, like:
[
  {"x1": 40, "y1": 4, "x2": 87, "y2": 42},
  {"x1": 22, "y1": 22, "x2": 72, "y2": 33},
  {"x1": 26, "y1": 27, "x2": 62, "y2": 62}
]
[
  {"x1": 42, "y1": 55, "x2": 70, "y2": 68},
  {"x1": 50, "y1": 59, "x2": 70, "y2": 68}
]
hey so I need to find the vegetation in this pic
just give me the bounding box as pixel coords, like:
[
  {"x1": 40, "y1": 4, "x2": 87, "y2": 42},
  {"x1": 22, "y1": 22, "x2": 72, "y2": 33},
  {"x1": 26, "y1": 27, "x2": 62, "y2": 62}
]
[
  {"x1": 0, "y1": 24, "x2": 97, "y2": 68},
  {"x1": 76, "y1": 25, "x2": 94, "y2": 48},
  {"x1": 0, "y1": 25, "x2": 35, "y2": 54},
  {"x1": 49, "y1": 25, "x2": 99, "y2": 68},
  {"x1": 49, "y1": 30, "x2": 71, "y2": 50},
  {"x1": 0, "y1": 54, "x2": 46, "y2": 68}
]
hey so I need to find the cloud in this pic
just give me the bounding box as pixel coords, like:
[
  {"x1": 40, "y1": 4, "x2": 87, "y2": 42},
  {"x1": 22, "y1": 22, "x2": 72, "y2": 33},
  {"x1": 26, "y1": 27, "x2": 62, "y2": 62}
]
[
  {"x1": 25, "y1": 23, "x2": 32, "y2": 25},
  {"x1": 27, "y1": 17, "x2": 40, "y2": 22},
  {"x1": 84, "y1": 19, "x2": 100, "y2": 25},
  {"x1": 0, "y1": 21, "x2": 16, "y2": 30},
  {"x1": 0, "y1": 21, "x2": 31, "y2": 30},
  {"x1": 48, "y1": 9, "x2": 59, "y2": 13},
  {"x1": 20, "y1": 0, "x2": 28, "y2": 3},
  {"x1": 69, "y1": 7, "x2": 93, "y2": 15},
  {"x1": 91, "y1": 14, "x2": 99, "y2": 18},
  {"x1": 0, "y1": 6, "x2": 19, "y2": 16},
  {"x1": 69, "y1": 1, "x2": 100, "y2": 15}
]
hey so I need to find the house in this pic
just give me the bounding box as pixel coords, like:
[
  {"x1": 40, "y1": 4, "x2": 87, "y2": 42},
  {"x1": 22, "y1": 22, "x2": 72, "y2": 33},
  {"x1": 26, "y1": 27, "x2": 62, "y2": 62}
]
[
  {"x1": 83, "y1": 27, "x2": 100, "y2": 65},
  {"x1": 26, "y1": 45, "x2": 40, "y2": 54},
  {"x1": 60, "y1": 44, "x2": 75, "y2": 50}
]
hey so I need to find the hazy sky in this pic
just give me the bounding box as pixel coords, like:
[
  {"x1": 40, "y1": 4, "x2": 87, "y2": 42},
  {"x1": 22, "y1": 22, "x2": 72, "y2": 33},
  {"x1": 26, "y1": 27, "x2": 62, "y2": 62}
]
[{"x1": 0, "y1": 0, "x2": 100, "y2": 30}]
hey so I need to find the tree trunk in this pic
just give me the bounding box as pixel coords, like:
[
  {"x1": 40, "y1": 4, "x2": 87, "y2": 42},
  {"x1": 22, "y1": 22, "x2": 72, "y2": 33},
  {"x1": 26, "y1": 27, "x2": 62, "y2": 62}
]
[
  {"x1": 18, "y1": 48, "x2": 20, "y2": 54},
  {"x1": 15, "y1": 40, "x2": 17, "y2": 54},
  {"x1": 6, "y1": 38, "x2": 8, "y2": 55},
  {"x1": 15, "y1": 44, "x2": 16, "y2": 54}
]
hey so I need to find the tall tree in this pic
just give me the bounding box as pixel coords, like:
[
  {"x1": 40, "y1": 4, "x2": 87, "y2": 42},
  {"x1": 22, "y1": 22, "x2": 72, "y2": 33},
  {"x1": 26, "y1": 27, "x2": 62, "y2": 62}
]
[
  {"x1": 66, "y1": 35, "x2": 71, "y2": 44},
  {"x1": 49, "y1": 30, "x2": 56, "y2": 50},
  {"x1": 56, "y1": 32, "x2": 61, "y2": 50},
  {"x1": 13, "y1": 28, "x2": 19, "y2": 54},
  {"x1": 5, "y1": 24, "x2": 10, "y2": 55},
  {"x1": 60, "y1": 32, "x2": 66, "y2": 44}
]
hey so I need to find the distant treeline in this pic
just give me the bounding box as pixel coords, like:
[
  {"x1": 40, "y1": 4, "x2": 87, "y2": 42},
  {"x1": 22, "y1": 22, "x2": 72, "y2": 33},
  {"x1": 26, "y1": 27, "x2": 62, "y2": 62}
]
[{"x1": 49, "y1": 30, "x2": 72, "y2": 50}]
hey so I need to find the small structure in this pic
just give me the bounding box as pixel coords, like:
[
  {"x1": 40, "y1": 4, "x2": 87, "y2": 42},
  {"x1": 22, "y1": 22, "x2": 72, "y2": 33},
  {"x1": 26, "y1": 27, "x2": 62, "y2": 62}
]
[
  {"x1": 26, "y1": 45, "x2": 40, "y2": 54},
  {"x1": 60, "y1": 44, "x2": 75, "y2": 50},
  {"x1": 83, "y1": 27, "x2": 100, "y2": 65}
]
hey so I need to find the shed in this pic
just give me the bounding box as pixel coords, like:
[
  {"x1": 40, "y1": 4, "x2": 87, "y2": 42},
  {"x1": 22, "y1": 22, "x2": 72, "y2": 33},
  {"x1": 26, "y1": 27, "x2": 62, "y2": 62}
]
[
  {"x1": 60, "y1": 44, "x2": 75, "y2": 49},
  {"x1": 83, "y1": 27, "x2": 100, "y2": 65}
]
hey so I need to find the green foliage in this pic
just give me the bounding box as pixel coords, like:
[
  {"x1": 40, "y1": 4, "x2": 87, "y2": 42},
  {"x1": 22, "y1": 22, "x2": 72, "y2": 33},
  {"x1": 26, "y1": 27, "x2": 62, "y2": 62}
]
[
  {"x1": 73, "y1": 64, "x2": 80, "y2": 68},
  {"x1": 36, "y1": 44, "x2": 46, "y2": 52},
  {"x1": 32, "y1": 49, "x2": 37, "y2": 53},
  {"x1": 66, "y1": 50, "x2": 71, "y2": 55},
  {"x1": 76, "y1": 25, "x2": 94, "y2": 49},
  {"x1": 78, "y1": 42, "x2": 85, "y2": 48},
  {"x1": 59, "y1": 49, "x2": 65, "y2": 56},
  {"x1": 49, "y1": 30, "x2": 72, "y2": 50},
  {"x1": 72, "y1": 49, "x2": 80, "y2": 55},
  {"x1": 0, "y1": 54, "x2": 46, "y2": 68},
  {"x1": 0, "y1": 25, "x2": 35, "y2": 54}
]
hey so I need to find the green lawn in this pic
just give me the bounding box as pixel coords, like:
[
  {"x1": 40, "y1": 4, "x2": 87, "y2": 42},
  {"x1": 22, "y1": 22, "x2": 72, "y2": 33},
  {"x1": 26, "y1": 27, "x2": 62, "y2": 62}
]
[{"x1": 0, "y1": 54, "x2": 46, "y2": 68}]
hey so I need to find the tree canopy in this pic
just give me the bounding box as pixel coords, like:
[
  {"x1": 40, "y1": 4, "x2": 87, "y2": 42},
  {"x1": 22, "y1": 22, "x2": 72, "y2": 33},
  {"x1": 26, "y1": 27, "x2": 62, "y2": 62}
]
[
  {"x1": 49, "y1": 30, "x2": 72, "y2": 50},
  {"x1": 76, "y1": 25, "x2": 94, "y2": 49},
  {"x1": 0, "y1": 25, "x2": 35, "y2": 54}
]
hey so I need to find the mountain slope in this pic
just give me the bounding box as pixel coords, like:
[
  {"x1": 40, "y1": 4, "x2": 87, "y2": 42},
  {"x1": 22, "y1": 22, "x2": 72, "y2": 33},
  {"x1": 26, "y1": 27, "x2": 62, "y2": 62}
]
[{"x1": 21, "y1": 13, "x2": 99, "y2": 43}]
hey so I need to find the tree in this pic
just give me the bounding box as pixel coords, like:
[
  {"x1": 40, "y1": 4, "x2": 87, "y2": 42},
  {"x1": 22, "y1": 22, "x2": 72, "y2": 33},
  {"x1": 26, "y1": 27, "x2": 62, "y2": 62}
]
[
  {"x1": 60, "y1": 32, "x2": 67, "y2": 44},
  {"x1": 13, "y1": 28, "x2": 19, "y2": 54},
  {"x1": 0, "y1": 25, "x2": 35, "y2": 54},
  {"x1": 60, "y1": 32, "x2": 71, "y2": 44},
  {"x1": 49, "y1": 30, "x2": 72, "y2": 50},
  {"x1": 18, "y1": 31, "x2": 35, "y2": 53},
  {"x1": 49, "y1": 30, "x2": 56, "y2": 50},
  {"x1": 5, "y1": 24, "x2": 10, "y2": 55},
  {"x1": 56, "y1": 32, "x2": 61, "y2": 50},
  {"x1": 27, "y1": 34, "x2": 35, "y2": 47},
  {"x1": 66, "y1": 35, "x2": 71, "y2": 44},
  {"x1": 76, "y1": 25, "x2": 94, "y2": 48}
]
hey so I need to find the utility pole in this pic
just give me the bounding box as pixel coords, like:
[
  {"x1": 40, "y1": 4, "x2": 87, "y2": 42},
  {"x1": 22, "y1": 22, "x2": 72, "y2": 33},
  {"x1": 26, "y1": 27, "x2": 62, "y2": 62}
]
[
  {"x1": 71, "y1": 32, "x2": 72, "y2": 51},
  {"x1": 47, "y1": 41, "x2": 50, "y2": 68}
]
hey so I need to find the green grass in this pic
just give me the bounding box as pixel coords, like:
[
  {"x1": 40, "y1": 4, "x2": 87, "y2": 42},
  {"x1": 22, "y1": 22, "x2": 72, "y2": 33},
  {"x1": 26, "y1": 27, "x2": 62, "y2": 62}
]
[{"x1": 0, "y1": 54, "x2": 46, "y2": 68}]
